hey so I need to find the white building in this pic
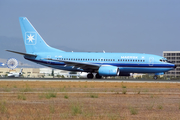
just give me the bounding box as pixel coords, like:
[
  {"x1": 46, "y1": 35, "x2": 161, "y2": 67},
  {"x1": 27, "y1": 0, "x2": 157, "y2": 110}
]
[{"x1": 163, "y1": 51, "x2": 180, "y2": 78}]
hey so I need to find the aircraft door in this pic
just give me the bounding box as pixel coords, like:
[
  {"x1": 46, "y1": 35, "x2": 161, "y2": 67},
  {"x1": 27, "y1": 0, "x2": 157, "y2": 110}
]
[{"x1": 149, "y1": 57, "x2": 154, "y2": 66}]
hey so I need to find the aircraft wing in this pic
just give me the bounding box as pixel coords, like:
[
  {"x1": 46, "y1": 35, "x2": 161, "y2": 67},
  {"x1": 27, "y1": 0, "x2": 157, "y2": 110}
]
[{"x1": 45, "y1": 58, "x2": 100, "y2": 70}]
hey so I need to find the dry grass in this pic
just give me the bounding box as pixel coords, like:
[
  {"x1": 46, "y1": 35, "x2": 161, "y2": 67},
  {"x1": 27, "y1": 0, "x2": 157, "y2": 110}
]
[{"x1": 0, "y1": 81, "x2": 180, "y2": 119}]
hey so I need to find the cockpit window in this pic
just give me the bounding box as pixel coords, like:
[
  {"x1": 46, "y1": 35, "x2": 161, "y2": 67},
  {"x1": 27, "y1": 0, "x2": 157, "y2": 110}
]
[
  {"x1": 160, "y1": 59, "x2": 171, "y2": 63},
  {"x1": 160, "y1": 59, "x2": 166, "y2": 62}
]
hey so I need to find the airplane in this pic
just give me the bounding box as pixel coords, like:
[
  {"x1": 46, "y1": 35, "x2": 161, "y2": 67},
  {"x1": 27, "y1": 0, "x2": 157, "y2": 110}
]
[
  {"x1": 8, "y1": 68, "x2": 23, "y2": 77},
  {"x1": 6, "y1": 17, "x2": 176, "y2": 79}
]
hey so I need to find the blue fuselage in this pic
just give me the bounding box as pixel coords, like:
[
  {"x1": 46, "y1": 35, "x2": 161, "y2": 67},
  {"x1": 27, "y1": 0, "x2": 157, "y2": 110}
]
[{"x1": 25, "y1": 52, "x2": 175, "y2": 74}]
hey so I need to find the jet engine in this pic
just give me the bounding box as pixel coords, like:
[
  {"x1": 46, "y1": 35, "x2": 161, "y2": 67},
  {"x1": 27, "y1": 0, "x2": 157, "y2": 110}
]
[{"x1": 98, "y1": 66, "x2": 119, "y2": 76}]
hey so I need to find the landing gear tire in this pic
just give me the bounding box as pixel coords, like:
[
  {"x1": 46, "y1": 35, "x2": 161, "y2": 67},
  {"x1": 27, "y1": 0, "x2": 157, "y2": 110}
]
[
  {"x1": 95, "y1": 73, "x2": 102, "y2": 79},
  {"x1": 154, "y1": 75, "x2": 158, "y2": 80},
  {"x1": 87, "y1": 73, "x2": 94, "y2": 79}
]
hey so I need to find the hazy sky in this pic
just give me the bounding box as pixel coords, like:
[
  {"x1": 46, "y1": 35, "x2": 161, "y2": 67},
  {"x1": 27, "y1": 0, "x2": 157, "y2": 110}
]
[{"x1": 0, "y1": 0, "x2": 180, "y2": 67}]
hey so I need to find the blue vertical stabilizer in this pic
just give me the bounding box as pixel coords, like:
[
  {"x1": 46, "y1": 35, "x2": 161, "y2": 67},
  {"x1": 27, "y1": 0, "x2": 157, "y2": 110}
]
[{"x1": 19, "y1": 17, "x2": 64, "y2": 54}]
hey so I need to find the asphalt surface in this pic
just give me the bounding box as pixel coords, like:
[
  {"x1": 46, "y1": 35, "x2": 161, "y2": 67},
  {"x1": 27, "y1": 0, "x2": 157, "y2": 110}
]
[{"x1": 0, "y1": 78, "x2": 180, "y2": 83}]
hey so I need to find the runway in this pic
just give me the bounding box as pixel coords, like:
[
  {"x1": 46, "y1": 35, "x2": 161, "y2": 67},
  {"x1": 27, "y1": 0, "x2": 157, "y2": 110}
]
[{"x1": 0, "y1": 78, "x2": 180, "y2": 83}]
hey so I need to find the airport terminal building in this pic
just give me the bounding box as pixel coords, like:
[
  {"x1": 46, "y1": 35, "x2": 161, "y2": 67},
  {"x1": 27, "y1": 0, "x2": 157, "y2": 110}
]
[{"x1": 163, "y1": 51, "x2": 180, "y2": 78}]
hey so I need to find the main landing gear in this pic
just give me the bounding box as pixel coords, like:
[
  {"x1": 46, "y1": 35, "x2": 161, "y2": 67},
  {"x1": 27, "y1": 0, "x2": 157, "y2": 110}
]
[
  {"x1": 87, "y1": 73, "x2": 102, "y2": 79},
  {"x1": 95, "y1": 73, "x2": 102, "y2": 79},
  {"x1": 87, "y1": 73, "x2": 94, "y2": 79}
]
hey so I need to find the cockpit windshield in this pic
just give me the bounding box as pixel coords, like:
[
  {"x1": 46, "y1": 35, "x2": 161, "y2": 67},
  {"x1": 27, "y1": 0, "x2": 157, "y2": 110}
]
[{"x1": 159, "y1": 59, "x2": 171, "y2": 63}]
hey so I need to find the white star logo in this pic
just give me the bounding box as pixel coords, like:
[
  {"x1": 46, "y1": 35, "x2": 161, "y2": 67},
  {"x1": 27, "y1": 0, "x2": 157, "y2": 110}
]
[
  {"x1": 27, "y1": 34, "x2": 35, "y2": 43},
  {"x1": 25, "y1": 32, "x2": 37, "y2": 45}
]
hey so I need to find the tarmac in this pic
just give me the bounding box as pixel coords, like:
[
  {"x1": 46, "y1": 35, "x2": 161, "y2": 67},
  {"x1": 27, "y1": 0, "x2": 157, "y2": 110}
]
[{"x1": 0, "y1": 78, "x2": 180, "y2": 83}]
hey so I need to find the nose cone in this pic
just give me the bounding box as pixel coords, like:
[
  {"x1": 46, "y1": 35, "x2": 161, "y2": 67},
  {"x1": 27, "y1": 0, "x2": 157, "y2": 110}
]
[{"x1": 174, "y1": 64, "x2": 177, "y2": 68}]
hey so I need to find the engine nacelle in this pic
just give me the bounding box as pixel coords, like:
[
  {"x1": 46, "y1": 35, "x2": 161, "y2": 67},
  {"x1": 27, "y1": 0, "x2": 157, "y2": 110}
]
[{"x1": 98, "y1": 66, "x2": 119, "y2": 76}]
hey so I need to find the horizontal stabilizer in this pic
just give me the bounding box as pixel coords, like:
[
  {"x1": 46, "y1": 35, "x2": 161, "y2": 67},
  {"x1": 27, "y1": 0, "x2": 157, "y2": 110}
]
[{"x1": 6, "y1": 50, "x2": 37, "y2": 57}]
